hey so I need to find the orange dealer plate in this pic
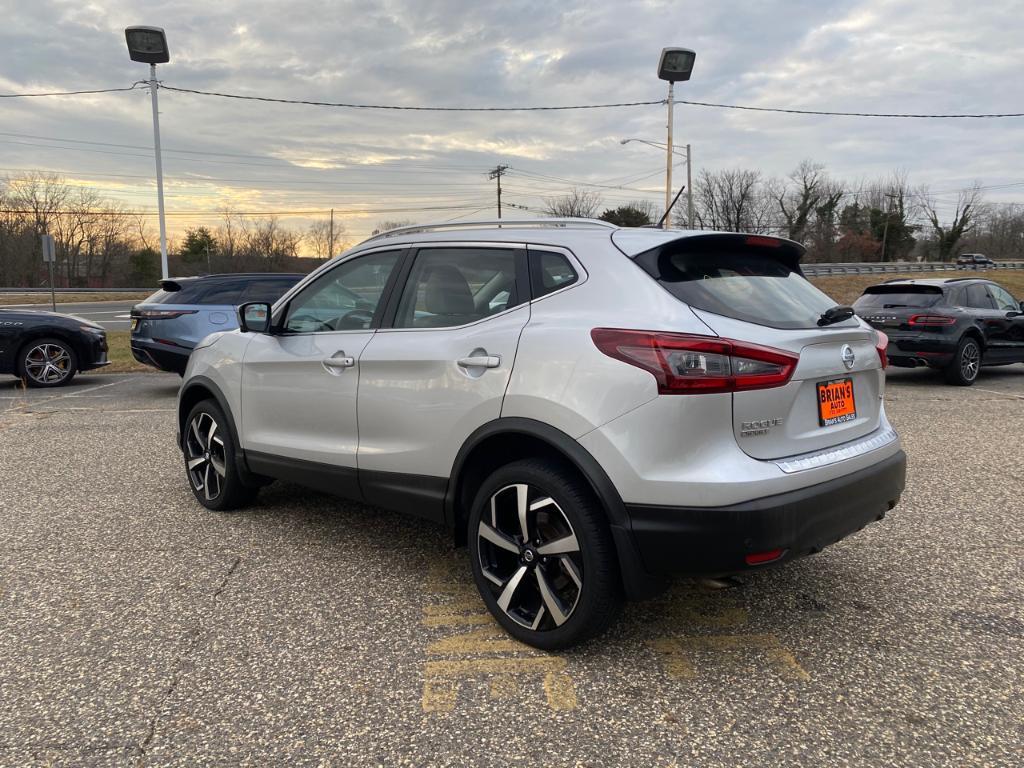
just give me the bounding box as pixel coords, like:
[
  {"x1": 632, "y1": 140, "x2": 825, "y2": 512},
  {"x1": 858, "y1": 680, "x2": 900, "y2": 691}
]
[{"x1": 817, "y1": 378, "x2": 857, "y2": 427}]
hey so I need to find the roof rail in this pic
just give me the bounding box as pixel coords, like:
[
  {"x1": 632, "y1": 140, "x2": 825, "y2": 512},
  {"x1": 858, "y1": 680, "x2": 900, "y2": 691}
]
[{"x1": 361, "y1": 218, "x2": 619, "y2": 243}]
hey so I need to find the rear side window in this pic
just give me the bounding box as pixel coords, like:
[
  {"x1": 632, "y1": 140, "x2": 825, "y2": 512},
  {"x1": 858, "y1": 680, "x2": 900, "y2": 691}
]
[
  {"x1": 634, "y1": 239, "x2": 844, "y2": 330},
  {"x1": 854, "y1": 285, "x2": 944, "y2": 310},
  {"x1": 530, "y1": 250, "x2": 578, "y2": 299},
  {"x1": 966, "y1": 284, "x2": 995, "y2": 309}
]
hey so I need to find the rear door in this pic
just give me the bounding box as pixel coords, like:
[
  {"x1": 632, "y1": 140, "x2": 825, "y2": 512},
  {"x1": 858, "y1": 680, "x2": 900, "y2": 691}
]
[
  {"x1": 983, "y1": 283, "x2": 1024, "y2": 362},
  {"x1": 632, "y1": 234, "x2": 883, "y2": 460},
  {"x1": 356, "y1": 243, "x2": 529, "y2": 510}
]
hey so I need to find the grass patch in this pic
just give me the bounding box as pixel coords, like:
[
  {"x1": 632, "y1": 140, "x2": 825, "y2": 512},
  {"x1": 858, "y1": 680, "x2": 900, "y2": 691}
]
[
  {"x1": 101, "y1": 330, "x2": 154, "y2": 374},
  {"x1": 809, "y1": 270, "x2": 1024, "y2": 306},
  {"x1": 0, "y1": 292, "x2": 151, "y2": 306}
]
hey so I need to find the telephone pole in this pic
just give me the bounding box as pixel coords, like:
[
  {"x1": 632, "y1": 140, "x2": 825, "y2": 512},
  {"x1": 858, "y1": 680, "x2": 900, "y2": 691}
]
[{"x1": 489, "y1": 165, "x2": 509, "y2": 219}]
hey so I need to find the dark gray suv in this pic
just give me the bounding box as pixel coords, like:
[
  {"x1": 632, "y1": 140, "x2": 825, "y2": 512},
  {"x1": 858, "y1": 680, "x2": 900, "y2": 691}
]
[{"x1": 131, "y1": 273, "x2": 303, "y2": 374}]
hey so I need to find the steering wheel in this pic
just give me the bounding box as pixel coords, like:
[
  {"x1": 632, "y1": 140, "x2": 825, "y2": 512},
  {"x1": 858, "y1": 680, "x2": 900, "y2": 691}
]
[
  {"x1": 336, "y1": 308, "x2": 375, "y2": 330},
  {"x1": 288, "y1": 314, "x2": 333, "y2": 332}
]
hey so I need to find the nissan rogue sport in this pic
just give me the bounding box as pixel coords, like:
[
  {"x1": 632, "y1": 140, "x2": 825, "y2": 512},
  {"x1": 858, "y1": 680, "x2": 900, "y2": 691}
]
[{"x1": 176, "y1": 220, "x2": 906, "y2": 649}]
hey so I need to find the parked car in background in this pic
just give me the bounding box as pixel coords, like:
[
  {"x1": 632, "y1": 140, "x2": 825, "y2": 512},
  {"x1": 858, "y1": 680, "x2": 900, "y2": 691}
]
[
  {"x1": 176, "y1": 220, "x2": 905, "y2": 649},
  {"x1": 131, "y1": 273, "x2": 303, "y2": 374},
  {"x1": 956, "y1": 253, "x2": 995, "y2": 270},
  {"x1": 854, "y1": 277, "x2": 1024, "y2": 385},
  {"x1": 0, "y1": 308, "x2": 108, "y2": 387}
]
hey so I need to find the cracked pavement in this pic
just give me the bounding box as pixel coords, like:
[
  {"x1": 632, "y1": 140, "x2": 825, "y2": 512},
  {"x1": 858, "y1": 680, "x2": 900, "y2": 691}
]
[{"x1": 0, "y1": 368, "x2": 1021, "y2": 766}]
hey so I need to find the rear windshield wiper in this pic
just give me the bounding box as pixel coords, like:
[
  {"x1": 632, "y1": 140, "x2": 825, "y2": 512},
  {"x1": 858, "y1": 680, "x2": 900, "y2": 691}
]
[
  {"x1": 818, "y1": 305, "x2": 856, "y2": 326},
  {"x1": 883, "y1": 303, "x2": 911, "y2": 309}
]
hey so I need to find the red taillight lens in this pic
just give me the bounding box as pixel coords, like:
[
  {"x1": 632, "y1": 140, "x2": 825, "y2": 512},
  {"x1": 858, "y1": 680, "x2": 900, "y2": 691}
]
[
  {"x1": 744, "y1": 235, "x2": 782, "y2": 248},
  {"x1": 132, "y1": 309, "x2": 198, "y2": 320},
  {"x1": 591, "y1": 329, "x2": 798, "y2": 395},
  {"x1": 908, "y1": 314, "x2": 955, "y2": 327},
  {"x1": 875, "y1": 330, "x2": 889, "y2": 370}
]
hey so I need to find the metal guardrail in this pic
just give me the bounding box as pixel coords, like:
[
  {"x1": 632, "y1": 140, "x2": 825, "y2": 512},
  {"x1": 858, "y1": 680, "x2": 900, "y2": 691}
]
[{"x1": 801, "y1": 261, "x2": 1024, "y2": 277}]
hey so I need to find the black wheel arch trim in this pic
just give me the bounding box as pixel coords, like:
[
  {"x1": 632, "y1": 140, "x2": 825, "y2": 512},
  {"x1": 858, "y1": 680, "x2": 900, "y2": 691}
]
[
  {"x1": 178, "y1": 375, "x2": 265, "y2": 488},
  {"x1": 446, "y1": 417, "x2": 667, "y2": 600}
]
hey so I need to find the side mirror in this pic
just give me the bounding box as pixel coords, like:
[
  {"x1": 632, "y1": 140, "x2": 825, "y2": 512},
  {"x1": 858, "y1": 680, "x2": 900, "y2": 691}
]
[{"x1": 238, "y1": 302, "x2": 272, "y2": 334}]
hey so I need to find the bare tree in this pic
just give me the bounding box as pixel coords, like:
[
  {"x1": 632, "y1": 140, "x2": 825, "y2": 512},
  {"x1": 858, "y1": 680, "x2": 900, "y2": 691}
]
[
  {"x1": 307, "y1": 219, "x2": 347, "y2": 260},
  {"x1": 371, "y1": 219, "x2": 415, "y2": 236},
  {"x1": 688, "y1": 168, "x2": 777, "y2": 233},
  {"x1": 543, "y1": 188, "x2": 602, "y2": 218},
  {"x1": 776, "y1": 161, "x2": 828, "y2": 244},
  {"x1": 919, "y1": 185, "x2": 985, "y2": 262}
]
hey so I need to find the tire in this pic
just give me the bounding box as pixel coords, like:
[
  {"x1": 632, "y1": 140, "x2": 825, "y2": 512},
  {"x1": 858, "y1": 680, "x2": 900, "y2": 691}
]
[
  {"x1": 944, "y1": 336, "x2": 982, "y2": 386},
  {"x1": 468, "y1": 458, "x2": 622, "y2": 650},
  {"x1": 18, "y1": 338, "x2": 77, "y2": 388},
  {"x1": 183, "y1": 399, "x2": 258, "y2": 511}
]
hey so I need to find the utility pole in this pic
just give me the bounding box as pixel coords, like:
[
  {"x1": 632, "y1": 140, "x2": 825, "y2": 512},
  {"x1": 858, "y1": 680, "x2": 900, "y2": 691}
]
[
  {"x1": 148, "y1": 64, "x2": 169, "y2": 280},
  {"x1": 328, "y1": 208, "x2": 335, "y2": 260},
  {"x1": 686, "y1": 143, "x2": 694, "y2": 229},
  {"x1": 489, "y1": 165, "x2": 509, "y2": 219},
  {"x1": 880, "y1": 191, "x2": 898, "y2": 262}
]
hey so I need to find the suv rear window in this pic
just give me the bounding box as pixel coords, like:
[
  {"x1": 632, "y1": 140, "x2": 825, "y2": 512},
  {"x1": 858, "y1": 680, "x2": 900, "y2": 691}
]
[
  {"x1": 853, "y1": 285, "x2": 944, "y2": 310},
  {"x1": 633, "y1": 237, "x2": 844, "y2": 330}
]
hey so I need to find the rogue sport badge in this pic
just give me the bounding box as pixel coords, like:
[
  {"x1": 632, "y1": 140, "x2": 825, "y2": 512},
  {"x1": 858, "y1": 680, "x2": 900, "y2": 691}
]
[{"x1": 841, "y1": 344, "x2": 856, "y2": 370}]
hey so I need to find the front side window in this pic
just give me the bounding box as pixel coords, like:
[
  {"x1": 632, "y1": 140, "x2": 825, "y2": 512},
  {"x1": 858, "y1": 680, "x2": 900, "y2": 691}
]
[
  {"x1": 284, "y1": 250, "x2": 400, "y2": 333},
  {"x1": 966, "y1": 284, "x2": 995, "y2": 310},
  {"x1": 394, "y1": 248, "x2": 518, "y2": 329},
  {"x1": 987, "y1": 284, "x2": 1019, "y2": 311}
]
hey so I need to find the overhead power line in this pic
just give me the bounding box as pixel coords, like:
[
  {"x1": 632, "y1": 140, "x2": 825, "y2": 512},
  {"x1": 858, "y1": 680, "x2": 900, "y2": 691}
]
[
  {"x1": 0, "y1": 84, "x2": 145, "y2": 98},
  {"x1": 158, "y1": 84, "x2": 663, "y2": 111},
  {"x1": 0, "y1": 203, "x2": 490, "y2": 217},
  {"x1": 673, "y1": 99, "x2": 1024, "y2": 119}
]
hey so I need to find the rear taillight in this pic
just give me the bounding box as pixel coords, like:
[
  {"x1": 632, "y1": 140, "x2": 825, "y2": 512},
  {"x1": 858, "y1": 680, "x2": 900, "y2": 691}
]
[
  {"x1": 132, "y1": 309, "x2": 198, "y2": 320},
  {"x1": 875, "y1": 330, "x2": 889, "y2": 370},
  {"x1": 591, "y1": 329, "x2": 798, "y2": 395},
  {"x1": 908, "y1": 314, "x2": 955, "y2": 327}
]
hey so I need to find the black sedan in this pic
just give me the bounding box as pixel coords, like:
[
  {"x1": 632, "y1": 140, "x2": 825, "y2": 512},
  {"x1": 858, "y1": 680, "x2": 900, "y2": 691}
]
[
  {"x1": 0, "y1": 308, "x2": 109, "y2": 387},
  {"x1": 854, "y1": 277, "x2": 1024, "y2": 385}
]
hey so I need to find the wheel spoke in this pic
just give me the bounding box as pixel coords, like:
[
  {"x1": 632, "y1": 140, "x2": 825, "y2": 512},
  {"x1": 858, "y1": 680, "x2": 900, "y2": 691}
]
[
  {"x1": 210, "y1": 455, "x2": 226, "y2": 477},
  {"x1": 537, "y1": 533, "x2": 579, "y2": 556},
  {"x1": 187, "y1": 456, "x2": 206, "y2": 471},
  {"x1": 204, "y1": 465, "x2": 213, "y2": 500},
  {"x1": 496, "y1": 565, "x2": 529, "y2": 613},
  {"x1": 535, "y1": 568, "x2": 569, "y2": 626},
  {"x1": 515, "y1": 484, "x2": 530, "y2": 542},
  {"x1": 207, "y1": 418, "x2": 218, "y2": 447},
  {"x1": 190, "y1": 418, "x2": 203, "y2": 448},
  {"x1": 529, "y1": 496, "x2": 556, "y2": 512},
  {"x1": 559, "y1": 556, "x2": 582, "y2": 589},
  {"x1": 479, "y1": 521, "x2": 519, "y2": 553}
]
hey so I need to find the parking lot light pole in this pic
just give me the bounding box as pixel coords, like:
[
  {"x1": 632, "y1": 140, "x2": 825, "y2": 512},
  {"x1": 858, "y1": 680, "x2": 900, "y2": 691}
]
[
  {"x1": 124, "y1": 26, "x2": 171, "y2": 280},
  {"x1": 656, "y1": 48, "x2": 696, "y2": 227}
]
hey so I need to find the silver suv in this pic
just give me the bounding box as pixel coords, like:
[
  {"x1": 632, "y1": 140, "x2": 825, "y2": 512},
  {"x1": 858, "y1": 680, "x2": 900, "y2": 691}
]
[{"x1": 177, "y1": 220, "x2": 906, "y2": 649}]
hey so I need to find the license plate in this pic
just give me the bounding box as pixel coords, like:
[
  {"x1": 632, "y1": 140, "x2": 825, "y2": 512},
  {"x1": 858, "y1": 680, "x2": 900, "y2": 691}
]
[
  {"x1": 130, "y1": 318, "x2": 138, "y2": 331},
  {"x1": 817, "y1": 378, "x2": 856, "y2": 426}
]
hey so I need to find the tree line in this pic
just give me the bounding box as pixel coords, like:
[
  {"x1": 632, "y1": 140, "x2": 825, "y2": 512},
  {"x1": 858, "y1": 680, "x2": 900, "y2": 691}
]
[{"x1": 545, "y1": 161, "x2": 1022, "y2": 263}]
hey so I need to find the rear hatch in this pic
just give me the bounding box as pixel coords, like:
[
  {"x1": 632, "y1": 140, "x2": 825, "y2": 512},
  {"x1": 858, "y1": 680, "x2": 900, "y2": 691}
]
[
  {"x1": 853, "y1": 283, "x2": 947, "y2": 335},
  {"x1": 131, "y1": 278, "x2": 237, "y2": 348},
  {"x1": 631, "y1": 233, "x2": 884, "y2": 461}
]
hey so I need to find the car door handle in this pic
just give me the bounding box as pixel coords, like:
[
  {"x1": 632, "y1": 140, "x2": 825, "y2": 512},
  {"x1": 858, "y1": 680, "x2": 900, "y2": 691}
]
[
  {"x1": 457, "y1": 355, "x2": 501, "y2": 369},
  {"x1": 322, "y1": 351, "x2": 355, "y2": 373}
]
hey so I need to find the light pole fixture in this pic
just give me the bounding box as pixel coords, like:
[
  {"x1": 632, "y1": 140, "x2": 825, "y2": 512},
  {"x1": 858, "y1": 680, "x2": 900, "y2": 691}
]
[
  {"x1": 620, "y1": 138, "x2": 694, "y2": 228},
  {"x1": 125, "y1": 26, "x2": 170, "y2": 280},
  {"x1": 657, "y1": 47, "x2": 696, "y2": 228}
]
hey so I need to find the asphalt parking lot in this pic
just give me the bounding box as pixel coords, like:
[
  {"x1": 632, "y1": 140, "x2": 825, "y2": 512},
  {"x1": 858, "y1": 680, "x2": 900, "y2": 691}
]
[{"x1": 1, "y1": 368, "x2": 1021, "y2": 767}]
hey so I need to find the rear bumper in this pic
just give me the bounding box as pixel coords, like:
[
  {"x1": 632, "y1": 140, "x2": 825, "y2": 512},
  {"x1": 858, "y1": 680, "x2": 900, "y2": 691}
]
[
  {"x1": 886, "y1": 333, "x2": 957, "y2": 368},
  {"x1": 625, "y1": 450, "x2": 906, "y2": 576},
  {"x1": 130, "y1": 338, "x2": 191, "y2": 374}
]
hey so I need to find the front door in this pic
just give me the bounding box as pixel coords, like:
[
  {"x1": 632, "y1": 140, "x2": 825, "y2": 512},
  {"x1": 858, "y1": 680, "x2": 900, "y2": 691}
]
[
  {"x1": 240, "y1": 248, "x2": 404, "y2": 495},
  {"x1": 983, "y1": 283, "x2": 1024, "y2": 363},
  {"x1": 357, "y1": 244, "x2": 529, "y2": 519}
]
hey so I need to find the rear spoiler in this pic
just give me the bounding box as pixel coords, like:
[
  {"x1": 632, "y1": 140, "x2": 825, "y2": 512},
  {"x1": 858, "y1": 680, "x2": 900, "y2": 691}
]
[{"x1": 623, "y1": 232, "x2": 806, "y2": 274}]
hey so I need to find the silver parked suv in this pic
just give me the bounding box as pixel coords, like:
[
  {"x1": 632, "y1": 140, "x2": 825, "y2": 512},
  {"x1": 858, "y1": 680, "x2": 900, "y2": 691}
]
[{"x1": 177, "y1": 220, "x2": 906, "y2": 649}]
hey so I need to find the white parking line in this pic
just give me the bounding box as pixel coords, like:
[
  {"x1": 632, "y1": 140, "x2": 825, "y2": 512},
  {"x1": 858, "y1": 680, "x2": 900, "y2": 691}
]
[{"x1": 972, "y1": 386, "x2": 1024, "y2": 401}]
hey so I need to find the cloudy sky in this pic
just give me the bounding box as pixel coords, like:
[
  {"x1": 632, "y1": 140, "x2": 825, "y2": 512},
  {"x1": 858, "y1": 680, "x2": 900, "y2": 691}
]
[{"x1": 1, "y1": 0, "x2": 1021, "y2": 248}]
